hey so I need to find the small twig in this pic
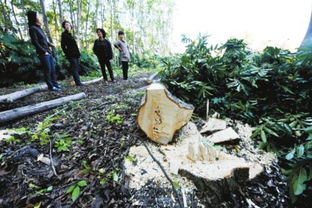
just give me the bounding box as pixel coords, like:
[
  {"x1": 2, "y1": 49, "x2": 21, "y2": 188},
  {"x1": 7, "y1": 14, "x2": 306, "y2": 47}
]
[
  {"x1": 141, "y1": 139, "x2": 184, "y2": 208},
  {"x1": 181, "y1": 187, "x2": 187, "y2": 207},
  {"x1": 49, "y1": 139, "x2": 58, "y2": 177}
]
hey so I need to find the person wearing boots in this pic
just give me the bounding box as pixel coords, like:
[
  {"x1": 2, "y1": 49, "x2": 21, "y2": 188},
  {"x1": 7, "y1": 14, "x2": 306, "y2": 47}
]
[
  {"x1": 114, "y1": 31, "x2": 130, "y2": 80},
  {"x1": 27, "y1": 10, "x2": 61, "y2": 91},
  {"x1": 61, "y1": 21, "x2": 84, "y2": 86},
  {"x1": 93, "y1": 28, "x2": 114, "y2": 82}
]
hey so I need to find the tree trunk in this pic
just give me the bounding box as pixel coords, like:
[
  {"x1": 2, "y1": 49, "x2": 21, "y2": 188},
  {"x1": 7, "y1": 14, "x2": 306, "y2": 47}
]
[
  {"x1": 0, "y1": 0, "x2": 13, "y2": 32},
  {"x1": 10, "y1": 0, "x2": 23, "y2": 39},
  {"x1": 0, "y1": 93, "x2": 86, "y2": 124},
  {"x1": 76, "y1": 0, "x2": 81, "y2": 47},
  {"x1": 39, "y1": 0, "x2": 53, "y2": 43},
  {"x1": 110, "y1": 0, "x2": 113, "y2": 39},
  {"x1": 84, "y1": 0, "x2": 90, "y2": 48},
  {"x1": 301, "y1": 11, "x2": 312, "y2": 48},
  {"x1": 69, "y1": 2, "x2": 75, "y2": 37},
  {"x1": 57, "y1": 0, "x2": 63, "y2": 24},
  {"x1": 0, "y1": 85, "x2": 47, "y2": 103},
  {"x1": 52, "y1": 0, "x2": 59, "y2": 42}
]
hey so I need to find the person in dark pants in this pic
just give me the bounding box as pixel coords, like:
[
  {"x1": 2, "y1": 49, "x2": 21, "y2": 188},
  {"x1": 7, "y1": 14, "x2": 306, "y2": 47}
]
[
  {"x1": 114, "y1": 31, "x2": 130, "y2": 80},
  {"x1": 61, "y1": 21, "x2": 83, "y2": 86},
  {"x1": 26, "y1": 11, "x2": 61, "y2": 91},
  {"x1": 93, "y1": 28, "x2": 114, "y2": 82}
]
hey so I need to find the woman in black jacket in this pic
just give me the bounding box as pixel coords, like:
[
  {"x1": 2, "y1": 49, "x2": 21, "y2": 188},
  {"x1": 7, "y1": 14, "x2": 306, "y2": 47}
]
[
  {"x1": 27, "y1": 10, "x2": 61, "y2": 91},
  {"x1": 61, "y1": 21, "x2": 83, "y2": 86},
  {"x1": 93, "y1": 28, "x2": 114, "y2": 82}
]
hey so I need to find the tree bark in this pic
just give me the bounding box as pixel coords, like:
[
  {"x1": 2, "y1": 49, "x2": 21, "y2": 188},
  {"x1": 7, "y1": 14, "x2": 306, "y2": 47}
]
[
  {"x1": 69, "y1": 2, "x2": 75, "y2": 37},
  {"x1": 39, "y1": 0, "x2": 53, "y2": 43},
  {"x1": 52, "y1": 0, "x2": 59, "y2": 42},
  {"x1": 84, "y1": 0, "x2": 90, "y2": 48},
  {"x1": 76, "y1": 0, "x2": 81, "y2": 47},
  {"x1": 0, "y1": 93, "x2": 86, "y2": 124},
  {"x1": 0, "y1": 85, "x2": 47, "y2": 103},
  {"x1": 10, "y1": 0, "x2": 23, "y2": 39},
  {"x1": 0, "y1": 0, "x2": 13, "y2": 32},
  {"x1": 301, "y1": 11, "x2": 312, "y2": 48},
  {"x1": 57, "y1": 0, "x2": 63, "y2": 24}
]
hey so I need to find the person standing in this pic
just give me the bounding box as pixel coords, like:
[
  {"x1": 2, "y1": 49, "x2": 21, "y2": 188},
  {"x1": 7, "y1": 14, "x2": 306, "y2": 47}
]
[
  {"x1": 114, "y1": 31, "x2": 130, "y2": 80},
  {"x1": 61, "y1": 21, "x2": 84, "y2": 86},
  {"x1": 93, "y1": 28, "x2": 114, "y2": 82},
  {"x1": 26, "y1": 11, "x2": 61, "y2": 91}
]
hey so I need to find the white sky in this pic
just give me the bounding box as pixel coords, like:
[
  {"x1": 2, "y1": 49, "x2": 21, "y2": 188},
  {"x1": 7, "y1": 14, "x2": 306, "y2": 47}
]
[{"x1": 171, "y1": 0, "x2": 312, "y2": 52}]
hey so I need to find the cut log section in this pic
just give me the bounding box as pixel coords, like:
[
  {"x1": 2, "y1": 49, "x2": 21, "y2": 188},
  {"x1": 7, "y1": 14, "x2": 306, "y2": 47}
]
[
  {"x1": 0, "y1": 85, "x2": 48, "y2": 103},
  {"x1": 0, "y1": 93, "x2": 86, "y2": 124},
  {"x1": 205, "y1": 127, "x2": 240, "y2": 144},
  {"x1": 137, "y1": 83, "x2": 194, "y2": 144}
]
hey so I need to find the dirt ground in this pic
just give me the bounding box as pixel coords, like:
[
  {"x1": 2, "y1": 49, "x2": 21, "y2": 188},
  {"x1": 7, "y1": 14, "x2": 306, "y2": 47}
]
[{"x1": 0, "y1": 73, "x2": 291, "y2": 208}]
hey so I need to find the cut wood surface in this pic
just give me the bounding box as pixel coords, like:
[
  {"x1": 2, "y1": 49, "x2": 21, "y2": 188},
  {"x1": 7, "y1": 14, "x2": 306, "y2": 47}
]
[
  {"x1": 125, "y1": 121, "x2": 269, "y2": 204},
  {"x1": 0, "y1": 85, "x2": 48, "y2": 103},
  {"x1": 200, "y1": 118, "x2": 227, "y2": 134},
  {"x1": 0, "y1": 93, "x2": 86, "y2": 124},
  {"x1": 206, "y1": 127, "x2": 240, "y2": 144},
  {"x1": 137, "y1": 83, "x2": 194, "y2": 144}
]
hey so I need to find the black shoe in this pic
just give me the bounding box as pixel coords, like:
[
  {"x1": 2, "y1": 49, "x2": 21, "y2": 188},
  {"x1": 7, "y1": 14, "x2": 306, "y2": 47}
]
[
  {"x1": 50, "y1": 87, "x2": 62, "y2": 92},
  {"x1": 76, "y1": 83, "x2": 85, "y2": 86},
  {"x1": 55, "y1": 85, "x2": 64, "y2": 90}
]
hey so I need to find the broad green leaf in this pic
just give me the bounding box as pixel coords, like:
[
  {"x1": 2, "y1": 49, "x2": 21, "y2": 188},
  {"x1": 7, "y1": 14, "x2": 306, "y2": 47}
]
[
  {"x1": 293, "y1": 168, "x2": 307, "y2": 195},
  {"x1": 71, "y1": 186, "x2": 80, "y2": 201},
  {"x1": 113, "y1": 172, "x2": 119, "y2": 182},
  {"x1": 66, "y1": 185, "x2": 76, "y2": 194},
  {"x1": 46, "y1": 186, "x2": 53, "y2": 192},
  {"x1": 261, "y1": 130, "x2": 267, "y2": 143},
  {"x1": 77, "y1": 180, "x2": 87, "y2": 187},
  {"x1": 263, "y1": 127, "x2": 279, "y2": 137},
  {"x1": 286, "y1": 149, "x2": 295, "y2": 160},
  {"x1": 296, "y1": 145, "x2": 305, "y2": 157}
]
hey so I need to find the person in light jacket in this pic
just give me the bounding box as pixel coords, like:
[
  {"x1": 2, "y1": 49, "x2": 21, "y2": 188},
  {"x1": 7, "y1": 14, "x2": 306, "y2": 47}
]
[
  {"x1": 93, "y1": 28, "x2": 114, "y2": 82},
  {"x1": 114, "y1": 31, "x2": 130, "y2": 80},
  {"x1": 27, "y1": 10, "x2": 61, "y2": 91},
  {"x1": 61, "y1": 21, "x2": 83, "y2": 86}
]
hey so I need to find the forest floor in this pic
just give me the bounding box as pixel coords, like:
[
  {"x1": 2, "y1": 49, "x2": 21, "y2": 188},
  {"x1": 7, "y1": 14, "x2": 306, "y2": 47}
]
[{"x1": 0, "y1": 73, "x2": 290, "y2": 208}]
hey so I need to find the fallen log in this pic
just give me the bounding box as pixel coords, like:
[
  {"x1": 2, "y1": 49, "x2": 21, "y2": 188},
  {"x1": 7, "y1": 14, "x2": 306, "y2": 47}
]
[
  {"x1": 0, "y1": 85, "x2": 48, "y2": 103},
  {"x1": 137, "y1": 83, "x2": 194, "y2": 144},
  {"x1": 82, "y1": 77, "x2": 102, "y2": 85},
  {"x1": 0, "y1": 93, "x2": 86, "y2": 124}
]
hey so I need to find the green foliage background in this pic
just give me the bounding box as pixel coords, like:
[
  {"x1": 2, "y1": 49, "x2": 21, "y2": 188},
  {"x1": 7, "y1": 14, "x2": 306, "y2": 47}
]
[{"x1": 160, "y1": 36, "x2": 312, "y2": 204}]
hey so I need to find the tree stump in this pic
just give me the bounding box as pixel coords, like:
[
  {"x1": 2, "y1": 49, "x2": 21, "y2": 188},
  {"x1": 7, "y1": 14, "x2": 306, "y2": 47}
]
[{"x1": 137, "y1": 83, "x2": 194, "y2": 144}]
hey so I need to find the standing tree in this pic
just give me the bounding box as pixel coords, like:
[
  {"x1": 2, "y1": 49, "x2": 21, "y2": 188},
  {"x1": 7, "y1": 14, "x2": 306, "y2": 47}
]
[{"x1": 301, "y1": 11, "x2": 312, "y2": 49}]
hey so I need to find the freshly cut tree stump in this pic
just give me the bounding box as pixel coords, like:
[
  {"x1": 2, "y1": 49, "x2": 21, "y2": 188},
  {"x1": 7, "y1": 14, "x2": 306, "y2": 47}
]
[
  {"x1": 0, "y1": 93, "x2": 86, "y2": 124},
  {"x1": 137, "y1": 83, "x2": 194, "y2": 144},
  {"x1": 0, "y1": 85, "x2": 48, "y2": 103}
]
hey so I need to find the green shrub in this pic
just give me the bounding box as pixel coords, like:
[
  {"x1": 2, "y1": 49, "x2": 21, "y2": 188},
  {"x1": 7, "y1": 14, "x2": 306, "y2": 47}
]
[
  {"x1": 0, "y1": 34, "x2": 99, "y2": 87},
  {"x1": 0, "y1": 33, "x2": 41, "y2": 86},
  {"x1": 160, "y1": 35, "x2": 312, "y2": 202}
]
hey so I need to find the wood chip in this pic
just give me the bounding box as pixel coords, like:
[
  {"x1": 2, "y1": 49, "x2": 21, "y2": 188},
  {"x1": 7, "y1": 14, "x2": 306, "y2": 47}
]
[
  {"x1": 206, "y1": 127, "x2": 240, "y2": 143},
  {"x1": 200, "y1": 118, "x2": 227, "y2": 134}
]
